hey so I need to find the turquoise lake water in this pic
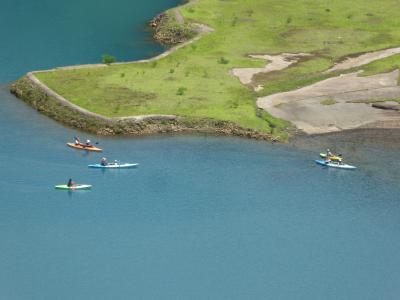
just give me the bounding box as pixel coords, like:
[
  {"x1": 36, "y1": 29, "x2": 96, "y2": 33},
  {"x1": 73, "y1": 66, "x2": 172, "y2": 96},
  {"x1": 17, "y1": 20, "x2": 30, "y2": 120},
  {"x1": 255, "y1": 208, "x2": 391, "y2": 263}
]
[
  {"x1": 0, "y1": 0, "x2": 175, "y2": 82},
  {"x1": 1, "y1": 1, "x2": 400, "y2": 299}
]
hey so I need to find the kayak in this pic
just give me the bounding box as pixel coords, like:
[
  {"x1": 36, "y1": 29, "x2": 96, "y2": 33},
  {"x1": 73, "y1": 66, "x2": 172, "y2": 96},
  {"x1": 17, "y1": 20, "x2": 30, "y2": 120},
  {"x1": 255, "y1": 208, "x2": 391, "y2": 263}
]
[
  {"x1": 55, "y1": 184, "x2": 92, "y2": 190},
  {"x1": 319, "y1": 153, "x2": 342, "y2": 162},
  {"x1": 315, "y1": 160, "x2": 356, "y2": 170},
  {"x1": 88, "y1": 163, "x2": 139, "y2": 169},
  {"x1": 67, "y1": 143, "x2": 102, "y2": 152}
]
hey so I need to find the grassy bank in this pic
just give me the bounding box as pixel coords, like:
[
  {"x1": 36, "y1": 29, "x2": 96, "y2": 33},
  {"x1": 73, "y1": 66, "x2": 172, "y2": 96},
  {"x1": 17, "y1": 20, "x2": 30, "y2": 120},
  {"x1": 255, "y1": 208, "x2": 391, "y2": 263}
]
[
  {"x1": 10, "y1": 76, "x2": 276, "y2": 140},
  {"x1": 29, "y1": 0, "x2": 400, "y2": 138}
]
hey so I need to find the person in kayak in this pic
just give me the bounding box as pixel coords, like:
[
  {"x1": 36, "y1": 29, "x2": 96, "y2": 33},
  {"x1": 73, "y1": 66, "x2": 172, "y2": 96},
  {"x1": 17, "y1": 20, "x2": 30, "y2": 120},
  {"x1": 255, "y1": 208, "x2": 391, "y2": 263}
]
[
  {"x1": 324, "y1": 149, "x2": 332, "y2": 162},
  {"x1": 85, "y1": 139, "x2": 92, "y2": 147},
  {"x1": 67, "y1": 178, "x2": 76, "y2": 187},
  {"x1": 100, "y1": 157, "x2": 108, "y2": 166},
  {"x1": 74, "y1": 137, "x2": 81, "y2": 145}
]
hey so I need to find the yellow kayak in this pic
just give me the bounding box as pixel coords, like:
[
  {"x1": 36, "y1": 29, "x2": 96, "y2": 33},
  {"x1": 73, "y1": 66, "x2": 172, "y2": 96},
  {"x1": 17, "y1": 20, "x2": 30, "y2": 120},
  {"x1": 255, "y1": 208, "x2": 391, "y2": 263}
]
[
  {"x1": 319, "y1": 153, "x2": 342, "y2": 162},
  {"x1": 67, "y1": 143, "x2": 102, "y2": 152}
]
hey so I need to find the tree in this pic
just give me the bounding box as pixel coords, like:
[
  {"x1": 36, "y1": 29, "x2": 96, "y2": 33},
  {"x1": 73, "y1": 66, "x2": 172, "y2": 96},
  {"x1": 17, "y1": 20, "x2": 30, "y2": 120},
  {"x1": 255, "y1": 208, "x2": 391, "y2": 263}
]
[{"x1": 102, "y1": 54, "x2": 117, "y2": 64}]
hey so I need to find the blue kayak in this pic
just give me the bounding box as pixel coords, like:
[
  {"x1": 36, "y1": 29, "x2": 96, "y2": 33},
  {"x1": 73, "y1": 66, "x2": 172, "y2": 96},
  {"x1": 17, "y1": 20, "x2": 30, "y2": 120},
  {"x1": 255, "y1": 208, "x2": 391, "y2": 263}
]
[
  {"x1": 315, "y1": 160, "x2": 356, "y2": 170},
  {"x1": 88, "y1": 163, "x2": 139, "y2": 169}
]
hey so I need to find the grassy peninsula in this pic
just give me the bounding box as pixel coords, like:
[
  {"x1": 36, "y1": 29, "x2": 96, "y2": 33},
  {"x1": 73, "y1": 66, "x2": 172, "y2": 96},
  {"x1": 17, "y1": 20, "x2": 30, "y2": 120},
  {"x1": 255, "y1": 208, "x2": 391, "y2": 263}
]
[{"x1": 15, "y1": 0, "x2": 400, "y2": 139}]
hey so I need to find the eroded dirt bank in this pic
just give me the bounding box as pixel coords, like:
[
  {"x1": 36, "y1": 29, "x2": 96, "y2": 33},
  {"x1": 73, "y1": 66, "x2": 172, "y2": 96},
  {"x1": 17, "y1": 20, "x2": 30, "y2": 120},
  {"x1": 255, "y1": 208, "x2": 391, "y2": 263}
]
[
  {"x1": 252, "y1": 47, "x2": 400, "y2": 134},
  {"x1": 257, "y1": 70, "x2": 400, "y2": 134}
]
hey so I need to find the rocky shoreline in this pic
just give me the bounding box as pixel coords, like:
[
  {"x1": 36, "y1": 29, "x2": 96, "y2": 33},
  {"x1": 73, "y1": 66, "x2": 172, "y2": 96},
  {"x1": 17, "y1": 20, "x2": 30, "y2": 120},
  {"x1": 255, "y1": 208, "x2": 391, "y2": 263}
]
[
  {"x1": 149, "y1": 2, "x2": 196, "y2": 45},
  {"x1": 8, "y1": 0, "x2": 283, "y2": 142},
  {"x1": 10, "y1": 75, "x2": 278, "y2": 141}
]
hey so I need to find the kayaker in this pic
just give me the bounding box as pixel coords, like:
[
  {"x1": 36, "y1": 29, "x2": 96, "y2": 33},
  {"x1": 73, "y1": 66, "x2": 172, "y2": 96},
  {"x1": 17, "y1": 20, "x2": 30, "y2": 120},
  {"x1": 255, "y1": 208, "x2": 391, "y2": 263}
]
[
  {"x1": 324, "y1": 149, "x2": 332, "y2": 162},
  {"x1": 100, "y1": 157, "x2": 108, "y2": 166},
  {"x1": 67, "y1": 178, "x2": 75, "y2": 187},
  {"x1": 74, "y1": 137, "x2": 81, "y2": 145},
  {"x1": 85, "y1": 139, "x2": 92, "y2": 147}
]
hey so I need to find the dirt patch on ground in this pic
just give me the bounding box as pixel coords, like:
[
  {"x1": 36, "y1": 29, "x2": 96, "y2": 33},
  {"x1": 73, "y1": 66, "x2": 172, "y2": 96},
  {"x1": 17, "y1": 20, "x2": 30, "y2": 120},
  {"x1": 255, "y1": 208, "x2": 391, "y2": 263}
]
[
  {"x1": 257, "y1": 70, "x2": 400, "y2": 134},
  {"x1": 194, "y1": 23, "x2": 214, "y2": 33},
  {"x1": 231, "y1": 53, "x2": 310, "y2": 89},
  {"x1": 327, "y1": 47, "x2": 400, "y2": 72}
]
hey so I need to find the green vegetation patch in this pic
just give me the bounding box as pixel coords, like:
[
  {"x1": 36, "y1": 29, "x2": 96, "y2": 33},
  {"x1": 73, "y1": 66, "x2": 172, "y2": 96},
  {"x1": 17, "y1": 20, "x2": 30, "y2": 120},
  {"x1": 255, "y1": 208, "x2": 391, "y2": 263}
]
[
  {"x1": 359, "y1": 54, "x2": 400, "y2": 82},
  {"x1": 320, "y1": 99, "x2": 338, "y2": 105},
  {"x1": 254, "y1": 57, "x2": 334, "y2": 97},
  {"x1": 35, "y1": 0, "x2": 400, "y2": 138}
]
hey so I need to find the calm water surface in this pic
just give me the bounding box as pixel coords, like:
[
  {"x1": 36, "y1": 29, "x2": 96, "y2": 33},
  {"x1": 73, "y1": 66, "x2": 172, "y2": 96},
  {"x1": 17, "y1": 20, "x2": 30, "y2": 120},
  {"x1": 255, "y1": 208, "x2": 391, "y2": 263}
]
[
  {"x1": 0, "y1": 0, "x2": 176, "y2": 82},
  {"x1": 1, "y1": 1, "x2": 400, "y2": 299}
]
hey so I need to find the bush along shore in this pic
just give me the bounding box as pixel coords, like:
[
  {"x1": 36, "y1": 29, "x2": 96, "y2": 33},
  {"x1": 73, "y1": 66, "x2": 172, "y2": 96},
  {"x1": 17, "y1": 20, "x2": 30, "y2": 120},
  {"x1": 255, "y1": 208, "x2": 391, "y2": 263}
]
[
  {"x1": 10, "y1": 75, "x2": 278, "y2": 141},
  {"x1": 151, "y1": 10, "x2": 196, "y2": 45}
]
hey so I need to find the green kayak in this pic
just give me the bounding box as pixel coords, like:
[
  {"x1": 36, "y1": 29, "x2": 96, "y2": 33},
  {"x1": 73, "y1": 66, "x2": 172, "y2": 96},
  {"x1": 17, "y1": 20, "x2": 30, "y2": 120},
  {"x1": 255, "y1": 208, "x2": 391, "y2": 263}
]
[{"x1": 55, "y1": 184, "x2": 92, "y2": 190}]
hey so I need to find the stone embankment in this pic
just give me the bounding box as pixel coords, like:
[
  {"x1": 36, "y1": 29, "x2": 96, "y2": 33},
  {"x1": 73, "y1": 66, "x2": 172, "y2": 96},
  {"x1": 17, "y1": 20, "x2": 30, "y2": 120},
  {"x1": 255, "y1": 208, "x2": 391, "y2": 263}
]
[
  {"x1": 151, "y1": 7, "x2": 195, "y2": 45},
  {"x1": 10, "y1": 74, "x2": 275, "y2": 140},
  {"x1": 149, "y1": 1, "x2": 213, "y2": 45},
  {"x1": 25, "y1": 72, "x2": 177, "y2": 124}
]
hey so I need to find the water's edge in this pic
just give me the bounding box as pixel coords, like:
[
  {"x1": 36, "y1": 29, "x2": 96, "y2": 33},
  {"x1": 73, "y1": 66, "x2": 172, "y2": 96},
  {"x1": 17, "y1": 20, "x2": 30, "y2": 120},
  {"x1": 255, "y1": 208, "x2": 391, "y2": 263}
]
[
  {"x1": 10, "y1": 76, "x2": 276, "y2": 140},
  {"x1": 7, "y1": 0, "x2": 286, "y2": 142},
  {"x1": 7, "y1": 0, "x2": 399, "y2": 144}
]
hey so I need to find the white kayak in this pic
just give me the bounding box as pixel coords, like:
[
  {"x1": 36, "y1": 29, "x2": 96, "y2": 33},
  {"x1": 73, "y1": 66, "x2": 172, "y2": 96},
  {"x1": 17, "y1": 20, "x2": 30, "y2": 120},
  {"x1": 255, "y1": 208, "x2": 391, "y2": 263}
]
[
  {"x1": 55, "y1": 184, "x2": 92, "y2": 190},
  {"x1": 88, "y1": 163, "x2": 139, "y2": 169},
  {"x1": 315, "y1": 160, "x2": 356, "y2": 170}
]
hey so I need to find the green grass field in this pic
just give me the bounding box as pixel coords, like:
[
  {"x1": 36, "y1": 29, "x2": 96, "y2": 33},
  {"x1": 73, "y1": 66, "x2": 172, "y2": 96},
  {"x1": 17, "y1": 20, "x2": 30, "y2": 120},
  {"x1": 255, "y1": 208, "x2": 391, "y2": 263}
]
[{"x1": 35, "y1": 0, "x2": 400, "y2": 137}]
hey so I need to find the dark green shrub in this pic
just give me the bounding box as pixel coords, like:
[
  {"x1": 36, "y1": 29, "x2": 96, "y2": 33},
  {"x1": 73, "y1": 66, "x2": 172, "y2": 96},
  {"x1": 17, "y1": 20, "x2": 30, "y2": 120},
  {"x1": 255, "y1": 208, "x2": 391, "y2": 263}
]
[
  {"x1": 231, "y1": 16, "x2": 238, "y2": 26},
  {"x1": 102, "y1": 55, "x2": 117, "y2": 64},
  {"x1": 218, "y1": 57, "x2": 229, "y2": 64},
  {"x1": 176, "y1": 87, "x2": 187, "y2": 95}
]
